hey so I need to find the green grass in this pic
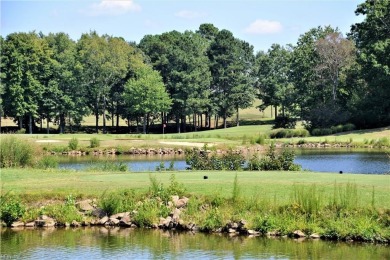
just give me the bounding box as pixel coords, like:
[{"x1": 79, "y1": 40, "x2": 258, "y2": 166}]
[{"x1": 1, "y1": 168, "x2": 389, "y2": 208}]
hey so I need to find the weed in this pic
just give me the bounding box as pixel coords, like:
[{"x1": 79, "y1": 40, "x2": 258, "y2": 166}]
[
  {"x1": 0, "y1": 135, "x2": 39, "y2": 168},
  {"x1": 37, "y1": 156, "x2": 58, "y2": 169},
  {"x1": 89, "y1": 137, "x2": 100, "y2": 148},
  {"x1": 68, "y1": 137, "x2": 78, "y2": 150},
  {"x1": 232, "y1": 174, "x2": 241, "y2": 203}
]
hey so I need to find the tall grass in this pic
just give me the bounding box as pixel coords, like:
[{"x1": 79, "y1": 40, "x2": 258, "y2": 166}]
[{"x1": 0, "y1": 135, "x2": 39, "y2": 167}]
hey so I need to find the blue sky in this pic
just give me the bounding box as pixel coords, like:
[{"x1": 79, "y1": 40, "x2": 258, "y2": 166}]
[{"x1": 1, "y1": 0, "x2": 364, "y2": 52}]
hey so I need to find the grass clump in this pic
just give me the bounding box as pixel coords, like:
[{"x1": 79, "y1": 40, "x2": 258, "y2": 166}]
[
  {"x1": 68, "y1": 137, "x2": 79, "y2": 150},
  {"x1": 0, "y1": 135, "x2": 39, "y2": 168},
  {"x1": 86, "y1": 161, "x2": 127, "y2": 172},
  {"x1": 89, "y1": 137, "x2": 100, "y2": 148},
  {"x1": 37, "y1": 156, "x2": 58, "y2": 169}
]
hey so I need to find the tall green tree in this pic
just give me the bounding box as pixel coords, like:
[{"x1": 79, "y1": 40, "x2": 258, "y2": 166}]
[
  {"x1": 123, "y1": 65, "x2": 171, "y2": 134},
  {"x1": 43, "y1": 32, "x2": 84, "y2": 133},
  {"x1": 139, "y1": 31, "x2": 211, "y2": 132},
  {"x1": 349, "y1": 0, "x2": 390, "y2": 127},
  {"x1": 2, "y1": 32, "x2": 53, "y2": 134},
  {"x1": 77, "y1": 32, "x2": 134, "y2": 133},
  {"x1": 256, "y1": 44, "x2": 295, "y2": 120},
  {"x1": 208, "y1": 29, "x2": 255, "y2": 128}
]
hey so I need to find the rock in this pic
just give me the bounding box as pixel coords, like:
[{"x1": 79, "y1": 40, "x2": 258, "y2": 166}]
[
  {"x1": 11, "y1": 221, "x2": 25, "y2": 227},
  {"x1": 76, "y1": 200, "x2": 95, "y2": 211},
  {"x1": 267, "y1": 231, "x2": 281, "y2": 236},
  {"x1": 109, "y1": 218, "x2": 120, "y2": 225},
  {"x1": 247, "y1": 230, "x2": 260, "y2": 235},
  {"x1": 35, "y1": 216, "x2": 55, "y2": 227},
  {"x1": 172, "y1": 208, "x2": 181, "y2": 221},
  {"x1": 163, "y1": 216, "x2": 172, "y2": 228},
  {"x1": 92, "y1": 208, "x2": 107, "y2": 218},
  {"x1": 25, "y1": 222, "x2": 35, "y2": 227},
  {"x1": 71, "y1": 220, "x2": 80, "y2": 227},
  {"x1": 228, "y1": 228, "x2": 237, "y2": 233},
  {"x1": 175, "y1": 199, "x2": 187, "y2": 208},
  {"x1": 110, "y1": 212, "x2": 126, "y2": 219},
  {"x1": 99, "y1": 216, "x2": 109, "y2": 225},
  {"x1": 171, "y1": 195, "x2": 179, "y2": 203},
  {"x1": 310, "y1": 233, "x2": 321, "y2": 239},
  {"x1": 293, "y1": 230, "x2": 306, "y2": 238}
]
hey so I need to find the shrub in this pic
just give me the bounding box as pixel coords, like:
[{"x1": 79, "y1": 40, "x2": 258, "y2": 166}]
[
  {"x1": 0, "y1": 194, "x2": 25, "y2": 226},
  {"x1": 68, "y1": 137, "x2": 78, "y2": 150},
  {"x1": 37, "y1": 156, "x2": 58, "y2": 169},
  {"x1": 343, "y1": 123, "x2": 356, "y2": 132},
  {"x1": 274, "y1": 116, "x2": 296, "y2": 129},
  {"x1": 311, "y1": 128, "x2": 322, "y2": 136},
  {"x1": 321, "y1": 128, "x2": 333, "y2": 136},
  {"x1": 270, "y1": 129, "x2": 309, "y2": 139},
  {"x1": 0, "y1": 135, "x2": 38, "y2": 168},
  {"x1": 89, "y1": 137, "x2": 100, "y2": 148},
  {"x1": 255, "y1": 134, "x2": 267, "y2": 145}
]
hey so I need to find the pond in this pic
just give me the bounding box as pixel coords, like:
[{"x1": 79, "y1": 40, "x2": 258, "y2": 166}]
[
  {"x1": 1, "y1": 227, "x2": 389, "y2": 259},
  {"x1": 58, "y1": 150, "x2": 390, "y2": 174}
]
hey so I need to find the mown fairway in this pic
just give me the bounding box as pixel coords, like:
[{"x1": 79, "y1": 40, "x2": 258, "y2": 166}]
[{"x1": 1, "y1": 169, "x2": 389, "y2": 208}]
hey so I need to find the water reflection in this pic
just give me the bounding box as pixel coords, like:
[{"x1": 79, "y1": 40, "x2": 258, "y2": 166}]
[
  {"x1": 1, "y1": 227, "x2": 389, "y2": 259},
  {"x1": 57, "y1": 150, "x2": 390, "y2": 174}
]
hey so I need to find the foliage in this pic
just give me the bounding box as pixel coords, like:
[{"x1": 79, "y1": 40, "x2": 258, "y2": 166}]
[
  {"x1": 68, "y1": 137, "x2": 78, "y2": 150},
  {"x1": 37, "y1": 156, "x2": 58, "y2": 169},
  {"x1": 311, "y1": 123, "x2": 356, "y2": 136},
  {"x1": 349, "y1": 0, "x2": 390, "y2": 128},
  {"x1": 0, "y1": 135, "x2": 38, "y2": 168},
  {"x1": 269, "y1": 128, "x2": 309, "y2": 139},
  {"x1": 274, "y1": 116, "x2": 296, "y2": 129},
  {"x1": 185, "y1": 145, "x2": 245, "y2": 171},
  {"x1": 89, "y1": 137, "x2": 100, "y2": 148},
  {"x1": 0, "y1": 193, "x2": 25, "y2": 226},
  {"x1": 246, "y1": 144, "x2": 301, "y2": 171}
]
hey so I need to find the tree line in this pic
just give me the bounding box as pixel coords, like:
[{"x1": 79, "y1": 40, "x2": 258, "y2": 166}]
[{"x1": 1, "y1": 0, "x2": 388, "y2": 134}]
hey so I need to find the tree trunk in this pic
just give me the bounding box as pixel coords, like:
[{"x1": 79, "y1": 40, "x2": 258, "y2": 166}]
[
  {"x1": 176, "y1": 115, "x2": 180, "y2": 133},
  {"x1": 193, "y1": 113, "x2": 197, "y2": 132},
  {"x1": 116, "y1": 113, "x2": 120, "y2": 132},
  {"x1": 143, "y1": 113, "x2": 147, "y2": 134},
  {"x1": 60, "y1": 113, "x2": 65, "y2": 134},
  {"x1": 19, "y1": 116, "x2": 23, "y2": 130},
  {"x1": 40, "y1": 117, "x2": 43, "y2": 132},
  {"x1": 47, "y1": 118, "x2": 50, "y2": 134},
  {"x1": 29, "y1": 114, "x2": 33, "y2": 134},
  {"x1": 200, "y1": 114, "x2": 203, "y2": 129},
  {"x1": 95, "y1": 97, "x2": 99, "y2": 134},
  {"x1": 223, "y1": 112, "x2": 227, "y2": 129},
  {"x1": 274, "y1": 106, "x2": 278, "y2": 118},
  {"x1": 236, "y1": 106, "x2": 240, "y2": 127},
  {"x1": 103, "y1": 96, "x2": 107, "y2": 134}
]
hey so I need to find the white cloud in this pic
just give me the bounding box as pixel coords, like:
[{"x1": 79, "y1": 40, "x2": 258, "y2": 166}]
[
  {"x1": 175, "y1": 10, "x2": 206, "y2": 19},
  {"x1": 245, "y1": 19, "x2": 283, "y2": 34},
  {"x1": 87, "y1": 0, "x2": 141, "y2": 16}
]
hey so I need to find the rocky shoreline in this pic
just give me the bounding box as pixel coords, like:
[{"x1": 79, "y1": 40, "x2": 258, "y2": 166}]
[
  {"x1": 4, "y1": 196, "x2": 373, "y2": 243},
  {"x1": 48, "y1": 141, "x2": 386, "y2": 156}
]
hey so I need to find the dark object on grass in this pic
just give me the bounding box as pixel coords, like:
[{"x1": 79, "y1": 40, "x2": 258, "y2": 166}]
[
  {"x1": 204, "y1": 176, "x2": 208, "y2": 179},
  {"x1": 339, "y1": 171, "x2": 343, "y2": 174}
]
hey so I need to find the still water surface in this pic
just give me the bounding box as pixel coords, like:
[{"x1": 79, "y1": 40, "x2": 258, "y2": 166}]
[
  {"x1": 58, "y1": 150, "x2": 390, "y2": 174},
  {"x1": 1, "y1": 227, "x2": 389, "y2": 259}
]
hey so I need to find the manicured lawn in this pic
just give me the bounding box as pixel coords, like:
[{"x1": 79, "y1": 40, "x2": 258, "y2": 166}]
[{"x1": 1, "y1": 168, "x2": 389, "y2": 208}]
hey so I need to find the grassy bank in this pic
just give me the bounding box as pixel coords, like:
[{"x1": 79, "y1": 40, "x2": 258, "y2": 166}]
[
  {"x1": 1, "y1": 169, "x2": 389, "y2": 207},
  {"x1": 1, "y1": 168, "x2": 390, "y2": 243}
]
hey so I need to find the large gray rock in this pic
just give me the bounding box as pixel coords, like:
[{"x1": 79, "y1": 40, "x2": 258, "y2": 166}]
[
  {"x1": 99, "y1": 216, "x2": 109, "y2": 225},
  {"x1": 76, "y1": 199, "x2": 95, "y2": 211}
]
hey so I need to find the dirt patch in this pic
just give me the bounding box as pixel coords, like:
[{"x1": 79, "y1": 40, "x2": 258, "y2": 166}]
[
  {"x1": 159, "y1": 141, "x2": 212, "y2": 147},
  {"x1": 35, "y1": 140, "x2": 62, "y2": 143}
]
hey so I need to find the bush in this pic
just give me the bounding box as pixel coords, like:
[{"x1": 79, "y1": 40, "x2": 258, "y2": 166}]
[
  {"x1": 89, "y1": 137, "x2": 100, "y2": 148},
  {"x1": 246, "y1": 144, "x2": 301, "y2": 171},
  {"x1": 37, "y1": 156, "x2": 58, "y2": 169},
  {"x1": 269, "y1": 129, "x2": 309, "y2": 139},
  {"x1": 343, "y1": 123, "x2": 356, "y2": 132},
  {"x1": 87, "y1": 161, "x2": 127, "y2": 172},
  {"x1": 68, "y1": 137, "x2": 78, "y2": 150},
  {"x1": 0, "y1": 194, "x2": 25, "y2": 226},
  {"x1": 274, "y1": 116, "x2": 296, "y2": 129},
  {"x1": 0, "y1": 135, "x2": 38, "y2": 168}
]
